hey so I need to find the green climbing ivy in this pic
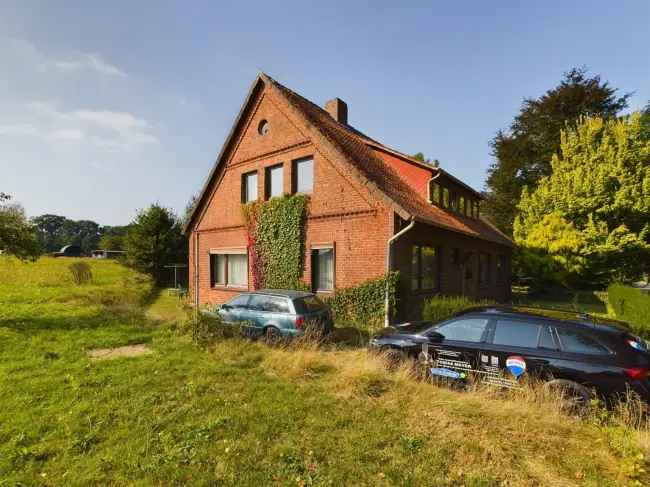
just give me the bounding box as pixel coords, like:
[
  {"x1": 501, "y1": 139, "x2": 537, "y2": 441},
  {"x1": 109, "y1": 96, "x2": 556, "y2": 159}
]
[{"x1": 242, "y1": 194, "x2": 309, "y2": 290}]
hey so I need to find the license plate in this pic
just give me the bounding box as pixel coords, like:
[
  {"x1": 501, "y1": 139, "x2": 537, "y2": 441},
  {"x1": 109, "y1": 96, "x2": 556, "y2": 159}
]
[{"x1": 430, "y1": 367, "x2": 463, "y2": 379}]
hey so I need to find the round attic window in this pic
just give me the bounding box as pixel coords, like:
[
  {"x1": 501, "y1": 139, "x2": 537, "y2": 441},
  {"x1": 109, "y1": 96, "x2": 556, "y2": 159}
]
[{"x1": 258, "y1": 119, "x2": 269, "y2": 136}]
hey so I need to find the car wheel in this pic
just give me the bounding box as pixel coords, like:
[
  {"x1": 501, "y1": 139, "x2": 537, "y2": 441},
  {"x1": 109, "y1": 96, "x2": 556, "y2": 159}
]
[
  {"x1": 264, "y1": 326, "x2": 281, "y2": 345},
  {"x1": 382, "y1": 347, "x2": 413, "y2": 371},
  {"x1": 543, "y1": 379, "x2": 592, "y2": 413}
]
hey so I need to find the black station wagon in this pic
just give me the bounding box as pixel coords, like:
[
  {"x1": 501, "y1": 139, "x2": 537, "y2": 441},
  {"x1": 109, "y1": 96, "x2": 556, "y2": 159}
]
[{"x1": 370, "y1": 306, "x2": 650, "y2": 403}]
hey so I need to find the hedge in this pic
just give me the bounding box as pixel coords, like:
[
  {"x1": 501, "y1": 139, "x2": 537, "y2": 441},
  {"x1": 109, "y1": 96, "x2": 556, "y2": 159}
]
[
  {"x1": 325, "y1": 272, "x2": 399, "y2": 332},
  {"x1": 607, "y1": 283, "x2": 650, "y2": 337},
  {"x1": 422, "y1": 295, "x2": 493, "y2": 323}
]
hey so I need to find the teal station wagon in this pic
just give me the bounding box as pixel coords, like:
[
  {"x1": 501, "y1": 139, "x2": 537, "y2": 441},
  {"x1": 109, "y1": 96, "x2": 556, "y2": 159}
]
[{"x1": 213, "y1": 290, "x2": 333, "y2": 339}]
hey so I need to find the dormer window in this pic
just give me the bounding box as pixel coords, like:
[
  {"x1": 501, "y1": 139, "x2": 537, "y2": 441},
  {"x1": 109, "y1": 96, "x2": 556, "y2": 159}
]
[
  {"x1": 442, "y1": 188, "x2": 450, "y2": 209},
  {"x1": 430, "y1": 182, "x2": 441, "y2": 204}
]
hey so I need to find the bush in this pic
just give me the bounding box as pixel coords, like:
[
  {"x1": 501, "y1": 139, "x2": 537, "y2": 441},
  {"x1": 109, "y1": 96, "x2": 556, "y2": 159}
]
[
  {"x1": 422, "y1": 295, "x2": 493, "y2": 323},
  {"x1": 607, "y1": 283, "x2": 650, "y2": 337},
  {"x1": 189, "y1": 312, "x2": 244, "y2": 346},
  {"x1": 68, "y1": 262, "x2": 92, "y2": 285},
  {"x1": 325, "y1": 272, "x2": 399, "y2": 332}
]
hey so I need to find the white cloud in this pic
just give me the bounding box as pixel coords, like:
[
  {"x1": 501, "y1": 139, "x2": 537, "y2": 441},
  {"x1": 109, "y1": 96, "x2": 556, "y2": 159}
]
[
  {"x1": 0, "y1": 101, "x2": 158, "y2": 150},
  {"x1": 0, "y1": 124, "x2": 41, "y2": 137},
  {"x1": 3, "y1": 38, "x2": 127, "y2": 78},
  {"x1": 49, "y1": 53, "x2": 127, "y2": 78}
]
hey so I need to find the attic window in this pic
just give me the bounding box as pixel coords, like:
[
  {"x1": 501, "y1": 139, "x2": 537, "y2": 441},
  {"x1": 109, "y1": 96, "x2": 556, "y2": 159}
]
[{"x1": 258, "y1": 120, "x2": 269, "y2": 136}]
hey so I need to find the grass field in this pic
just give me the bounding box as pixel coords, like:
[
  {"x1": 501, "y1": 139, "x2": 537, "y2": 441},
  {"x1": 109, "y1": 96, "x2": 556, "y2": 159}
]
[{"x1": 1, "y1": 258, "x2": 650, "y2": 485}]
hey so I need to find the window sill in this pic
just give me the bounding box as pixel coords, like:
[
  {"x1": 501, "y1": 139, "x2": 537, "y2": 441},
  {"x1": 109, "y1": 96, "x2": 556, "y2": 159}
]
[
  {"x1": 315, "y1": 289, "x2": 334, "y2": 295},
  {"x1": 211, "y1": 284, "x2": 248, "y2": 291}
]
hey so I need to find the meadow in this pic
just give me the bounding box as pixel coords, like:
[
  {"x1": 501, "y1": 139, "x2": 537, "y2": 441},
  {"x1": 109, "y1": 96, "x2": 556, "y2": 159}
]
[{"x1": 1, "y1": 257, "x2": 649, "y2": 486}]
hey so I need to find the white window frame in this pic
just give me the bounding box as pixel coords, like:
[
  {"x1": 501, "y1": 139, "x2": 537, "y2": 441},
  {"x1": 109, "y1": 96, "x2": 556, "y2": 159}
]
[
  {"x1": 311, "y1": 243, "x2": 335, "y2": 293},
  {"x1": 209, "y1": 248, "x2": 248, "y2": 288},
  {"x1": 293, "y1": 157, "x2": 314, "y2": 194}
]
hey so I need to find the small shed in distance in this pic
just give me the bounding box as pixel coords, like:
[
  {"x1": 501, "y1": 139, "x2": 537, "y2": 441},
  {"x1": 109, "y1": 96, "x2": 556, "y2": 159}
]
[
  {"x1": 53, "y1": 245, "x2": 83, "y2": 258},
  {"x1": 91, "y1": 249, "x2": 125, "y2": 259}
]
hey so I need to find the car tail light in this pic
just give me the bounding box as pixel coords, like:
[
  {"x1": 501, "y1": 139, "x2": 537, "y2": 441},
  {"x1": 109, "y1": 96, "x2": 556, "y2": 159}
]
[
  {"x1": 295, "y1": 316, "x2": 305, "y2": 329},
  {"x1": 624, "y1": 367, "x2": 649, "y2": 380}
]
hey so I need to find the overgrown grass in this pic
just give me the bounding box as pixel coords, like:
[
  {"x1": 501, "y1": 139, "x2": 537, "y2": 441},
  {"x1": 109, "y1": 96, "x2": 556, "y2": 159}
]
[{"x1": 1, "y1": 257, "x2": 650, "y2": 485}]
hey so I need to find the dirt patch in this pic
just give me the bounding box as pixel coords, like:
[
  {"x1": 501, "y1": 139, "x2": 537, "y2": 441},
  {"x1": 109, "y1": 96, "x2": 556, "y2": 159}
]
[{"x1": 87, "y1": 344, "x2": 153, "y2": 360}]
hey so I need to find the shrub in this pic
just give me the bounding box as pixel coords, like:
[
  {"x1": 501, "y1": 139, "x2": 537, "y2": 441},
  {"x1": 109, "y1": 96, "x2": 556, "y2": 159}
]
[
  {"x1": 607, "y1": 283, "x2": 650, "y2": 337},
  {"x1": 422, "y1": 295, "x2": 493, "y2": 323},
  {"x1": 68, "y1": 262, "x2": 93, "y2": 285},
  {"x1": 189, "y1": 312, "x2": 245, "y2": 347},
  {"x1": 325, "y1": 272, "x2": 399, "y2": 332}
]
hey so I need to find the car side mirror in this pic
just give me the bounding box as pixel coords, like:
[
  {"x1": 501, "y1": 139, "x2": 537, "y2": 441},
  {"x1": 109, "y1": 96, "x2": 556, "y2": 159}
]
[
  {"x1": 221, "y1": 304, "x2": 232, "y2": 311},
  {"x1": 427, "y1": 331, "x2": 444, "y2": 343}
]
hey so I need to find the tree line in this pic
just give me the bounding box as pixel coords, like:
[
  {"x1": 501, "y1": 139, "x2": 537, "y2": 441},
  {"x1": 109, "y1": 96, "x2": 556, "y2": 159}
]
[
  {"x1": 0, "y1": 198, "x2": 187, "y2": 285},
  {"x1": 483, "y1": 67, "x2": 650, "y2": 287},
  {"x1": 419, "y1": 67, "x2": 650, "y2": 288}
]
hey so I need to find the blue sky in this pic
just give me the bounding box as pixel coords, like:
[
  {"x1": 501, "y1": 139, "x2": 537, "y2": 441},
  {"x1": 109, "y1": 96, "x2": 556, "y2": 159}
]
[{"x1": 1, "y1": 1, "x2": 648, "y2": 226}]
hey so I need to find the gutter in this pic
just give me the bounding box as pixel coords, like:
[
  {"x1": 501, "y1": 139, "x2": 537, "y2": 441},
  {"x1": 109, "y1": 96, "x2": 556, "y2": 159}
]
[{"x1": 385, "y1": 217, "x2": 415, "y2": 327}]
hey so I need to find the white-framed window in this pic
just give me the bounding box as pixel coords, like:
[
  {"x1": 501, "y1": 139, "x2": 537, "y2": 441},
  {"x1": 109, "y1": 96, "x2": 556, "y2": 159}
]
[
  {"x1": 242, "y1": 171, "x2": 258, "y2": 203},
  {"x1": 210, "y1": 249, "x2": 248, "y2": 287},
  {"x1": 293, "y1": 157, "x2": 314, "y2": 194},
  {"x1": 265, "y1": 164, "x2": 283, "y2": 199},
  {"x1": 311, "y1": 244, "x2": 334, "y2": 292}
]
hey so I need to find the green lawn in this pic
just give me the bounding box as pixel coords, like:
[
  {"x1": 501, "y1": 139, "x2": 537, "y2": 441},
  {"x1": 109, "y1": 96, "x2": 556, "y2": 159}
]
[
  {"x1": 1, "y1": 258, "x2": 649, "y2": 485},
  {"x1": 512, "y1": 289, "x2": 610, "y2": 316}
]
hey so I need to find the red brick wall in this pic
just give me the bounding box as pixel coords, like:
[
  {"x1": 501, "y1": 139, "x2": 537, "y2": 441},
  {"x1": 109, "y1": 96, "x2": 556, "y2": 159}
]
[{"x1": 189, "y1": 84, "x2": 392, "y2": 307}]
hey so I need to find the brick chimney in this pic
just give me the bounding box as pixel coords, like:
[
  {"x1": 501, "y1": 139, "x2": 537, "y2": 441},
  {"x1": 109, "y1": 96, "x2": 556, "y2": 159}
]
[{"x1": 324, "y1": 98, "x2": 348, "y2": 124}]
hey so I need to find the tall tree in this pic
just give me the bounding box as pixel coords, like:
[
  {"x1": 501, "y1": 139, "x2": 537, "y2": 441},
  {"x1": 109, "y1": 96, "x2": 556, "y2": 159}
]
[
  {"x1": 484, "y1": 67, "x2": 630, "y2": 234},
  {"x1": 0, "y1": 193, "x2": 41, "y2": 260},
  {"x1": 182, "y1": 193, "x2": 198, "y2": 227},
  {"x1": 641, "y1": 101, "x2": 650, "y2": 140},
  {"x1": 125, "y1": 204, "x2": 186, "y2": 283},
  {"x1": 514, "y1": 114, "x2": 650, "y2": 287}
]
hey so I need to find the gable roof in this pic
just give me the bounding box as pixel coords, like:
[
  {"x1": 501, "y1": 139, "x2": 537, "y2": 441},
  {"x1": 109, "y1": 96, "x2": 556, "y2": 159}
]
[{"x1": 184, "y1": 73, "x2": 513, "y2": 248}]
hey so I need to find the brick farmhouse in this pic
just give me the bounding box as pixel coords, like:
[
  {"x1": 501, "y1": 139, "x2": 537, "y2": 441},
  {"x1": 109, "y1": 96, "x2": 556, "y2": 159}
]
[{"x1": 184, "y1": 74, "x2": 513, "y2": 322}]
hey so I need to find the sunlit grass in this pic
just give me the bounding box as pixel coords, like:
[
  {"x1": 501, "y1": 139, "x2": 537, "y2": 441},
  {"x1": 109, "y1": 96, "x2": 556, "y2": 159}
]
[{"x1": 1, "y1": 257, "x2": 649, "y2": 485}]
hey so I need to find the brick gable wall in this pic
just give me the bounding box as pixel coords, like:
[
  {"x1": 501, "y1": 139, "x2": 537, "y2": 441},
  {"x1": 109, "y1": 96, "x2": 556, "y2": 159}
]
[{"x1": 189, "y1": 85, "x2": 392, "y2": 306}]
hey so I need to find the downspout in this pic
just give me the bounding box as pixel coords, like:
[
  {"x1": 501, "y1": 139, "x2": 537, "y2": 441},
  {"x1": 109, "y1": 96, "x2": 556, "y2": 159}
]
[
  {"x1": 426, "y1": 167, "x2": 442, "y2": 203},
  {"x1": 385, "y1": 217, "x2": 415, "y2": 327},
  {"x1": 383, "y1": 168, "x2": 442, "y2": 327},
  {"x1": 194, "y1": 231, "x2": 200, "y2": 310}
]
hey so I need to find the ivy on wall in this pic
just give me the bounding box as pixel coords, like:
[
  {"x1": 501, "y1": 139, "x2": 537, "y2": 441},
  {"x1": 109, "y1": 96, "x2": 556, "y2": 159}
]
[
  {"x1": 324, "y1": 272, "x2": 400, "y2": 331},
  {"x1": 242, "y1": 194, "x2": 309, "y2": 290}
]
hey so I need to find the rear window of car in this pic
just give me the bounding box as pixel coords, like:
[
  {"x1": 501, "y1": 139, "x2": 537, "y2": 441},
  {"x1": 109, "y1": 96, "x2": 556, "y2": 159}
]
[
  {"x1": 293, "y1": 296, "x2": 326, "y2": 314},
  {"x1": 249, "y1": 295, "x2": 291, "y2": 313},
  {"x1": 556, "y1": 327, "x2": 610, "y2": 355},
  {"x1": 492, "y1": 319, "x2": 540, "y2": 348}
]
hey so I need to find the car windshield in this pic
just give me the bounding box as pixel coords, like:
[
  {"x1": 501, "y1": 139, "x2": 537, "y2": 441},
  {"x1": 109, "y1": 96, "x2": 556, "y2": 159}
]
[{"x1": 294, "y1": 296, "x2": 326, "y2": 314}]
